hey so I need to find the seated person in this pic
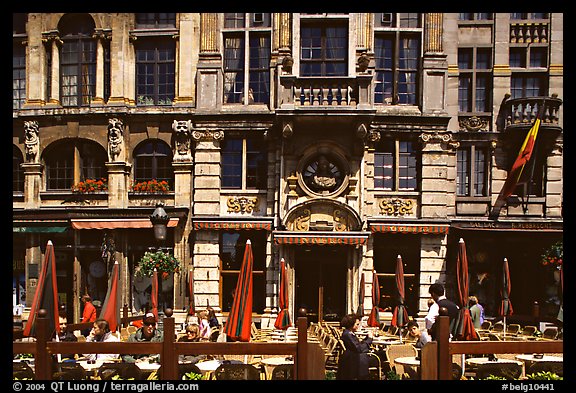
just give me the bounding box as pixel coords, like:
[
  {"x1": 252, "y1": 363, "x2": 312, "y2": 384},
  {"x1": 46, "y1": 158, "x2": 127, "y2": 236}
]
[
  {"x1": 84, "y1": 318, "x2": 120, "y2": 361},
  {"x1": 122, "y1": 313, "x2": 163, "y2": 363},
  {"x1": 177, "y1": 323, "x2": 207, "y2": 364},
  {"x1": 56, "y1": 316, "x2": 78, "y2": 361},
  {"x1": 407, "y1": 320, "x2": 431, "y2": 349}
]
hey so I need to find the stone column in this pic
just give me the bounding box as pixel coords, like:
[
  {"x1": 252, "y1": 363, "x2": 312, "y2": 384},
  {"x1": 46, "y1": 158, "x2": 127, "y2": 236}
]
[
  {"x1": 196, "y1": 13, "x2": 222, "y2": 111},
  {"x1": 25, "y1": 235, "x2": 42, "y2": 307},
  {"x1": 108, "y1": 14, "x2": 131, "y2": 106},
  {"x1": 106, "y1": 118, "x2": 131, "y2": 208},
  {"x1": 421, "y1": 13, "x2": 447, "y2": 115},
  {"x1": 91, "y1": 30, "x2": 107, "y2": 106},
  {"x1": 22, "y1": 14, "x2": 45, "y2": 108},
  {"x1": 44, "y1": 32, "x2": 62, "y2": 107},
  {"x1": 174, "y1": 13, "x2": 197, "y2": 107},
  {"x1": 22, "y1": 120, "x2": 42, "y2": 209}
]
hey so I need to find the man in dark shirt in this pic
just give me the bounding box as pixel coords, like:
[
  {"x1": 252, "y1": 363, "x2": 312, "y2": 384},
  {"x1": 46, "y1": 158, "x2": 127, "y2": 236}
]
[{"x1": 426, "y1": 283, "x2": 459, "y2": 340}]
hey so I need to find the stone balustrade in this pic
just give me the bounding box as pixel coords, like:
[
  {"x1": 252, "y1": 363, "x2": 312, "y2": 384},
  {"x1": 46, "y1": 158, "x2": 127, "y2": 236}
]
[{"x1": 504, "y1": 96, "x2": 562, "y2": 128}]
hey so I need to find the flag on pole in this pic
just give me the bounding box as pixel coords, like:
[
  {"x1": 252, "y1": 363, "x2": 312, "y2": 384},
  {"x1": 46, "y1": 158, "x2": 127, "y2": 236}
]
[{"x1": 491, "y1": 104, "x2": 544, "y2": 216}]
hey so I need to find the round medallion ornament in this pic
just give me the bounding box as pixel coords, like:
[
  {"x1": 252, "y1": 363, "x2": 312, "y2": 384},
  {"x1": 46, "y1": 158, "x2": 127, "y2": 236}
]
[{"x1": 298, "y1": 151, "x2": 349, "y2": 197}]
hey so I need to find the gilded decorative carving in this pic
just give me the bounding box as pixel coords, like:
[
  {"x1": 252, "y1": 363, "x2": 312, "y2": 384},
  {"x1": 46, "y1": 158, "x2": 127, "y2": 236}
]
[
  {"x1": 200, "y1": 13, "x2": 218, "y2": 53},
  {"x1": 419, "y1": 130, "x2": 459, "y2": 149},
  {"x1": 172, "y1": 120, "x2": 192, "y2": 160},
  {"x1": 333, "y1": 209, "x2": 349, "y2": 231},
  {"x1": 24, "y1": 121, "x2": 39, "y2": 163},
  {"x1": 379, "y1": 198, "x2": 414, "y2": 216},
  {"x1": 191, "y1": 129, "x2": 225, "y2": 141},
  {"x1": 293, "y1": 209, "x2": 311, "y2": 231},
  {"x1": 107, "y1": 118, "x2": 124, "y2": 162},
  {"x1": 227, "y1": 196, "x2": 259, "y2": 214},
  {"x1": 459, "y1": 116, "x2": 488, "y2": 132},
  {"x1": 424, "y1": 13, "x2": 443, "y2": 53}
]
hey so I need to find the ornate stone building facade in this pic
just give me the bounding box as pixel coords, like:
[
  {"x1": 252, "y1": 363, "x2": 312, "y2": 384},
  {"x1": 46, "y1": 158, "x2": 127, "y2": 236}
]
[{"x1": 13, "y1": 13, "x2": 563, "y2": 325}]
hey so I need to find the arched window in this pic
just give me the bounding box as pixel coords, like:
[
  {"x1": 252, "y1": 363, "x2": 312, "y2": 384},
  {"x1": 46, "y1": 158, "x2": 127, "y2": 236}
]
[
  {"x1": 133, "y1": 139, "x2": 174, "y2": 188},
  {"x1": 44, "y1": 140, "x2": 107, "y2": 191},
  {"x1": 13, "y1": 146, "x2": 24, "y2": 193},
  {"x1": 58, "y1": 14, "x2": 97, "y2": 107}
]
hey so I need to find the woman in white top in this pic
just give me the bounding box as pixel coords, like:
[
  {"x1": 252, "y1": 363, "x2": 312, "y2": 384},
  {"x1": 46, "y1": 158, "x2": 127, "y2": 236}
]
[
  {"x1": 85, "y1": 318, "x2": 120, "y2": 361},
  {"x1": 197, "y1": 310, "x2": 212, "y2": 340}
]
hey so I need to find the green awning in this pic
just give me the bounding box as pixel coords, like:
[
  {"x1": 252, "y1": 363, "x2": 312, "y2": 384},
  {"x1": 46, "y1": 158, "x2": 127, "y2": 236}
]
[{"x1": 13, "y1": 226, "x2": 68, "y2": 233}]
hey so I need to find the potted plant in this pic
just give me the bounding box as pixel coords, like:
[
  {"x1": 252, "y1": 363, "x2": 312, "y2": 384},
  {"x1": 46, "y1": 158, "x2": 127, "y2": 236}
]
[
  {"x1": 72, "y1": 178, "x2": 108, "y2": 193},
  {"x1": 136, "y1": 250, "x2": 180, "y2": 279},
  {"x1": 131, "y1": 179, "x2": 170, "y2": 194}
]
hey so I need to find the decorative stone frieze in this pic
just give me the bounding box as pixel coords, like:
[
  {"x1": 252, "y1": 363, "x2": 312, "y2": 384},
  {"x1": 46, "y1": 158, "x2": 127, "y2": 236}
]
[
  {"x1": 107, "y1": 118, "x2": 124, "y2": 162},
  {"x1": 284, "y1": 200, "x2": 362, "y2": 232},
  {"x1": 379, "y1": 198, "x2": 415, "y2": 216},
  {"x1": 459, "y1": 116, "x2": 489, "y2": 132},
  {"x1": 226, "y1": 196, "x2": 259, "y2": 214},
  {"x1": 172, "y1": 120, "x2": 192, "y2": 161},
  {"x1": 24, "y1": 121, "x2": 39, "y2": 163},
  {"x1": 191, "y1": 129, "x2": 225, "y2": 142}
]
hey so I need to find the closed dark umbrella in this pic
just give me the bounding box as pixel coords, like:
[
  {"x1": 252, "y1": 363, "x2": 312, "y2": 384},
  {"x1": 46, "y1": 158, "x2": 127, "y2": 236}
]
[
  {"x1": 391, "y1": 255, "x2": 409, "y2": 333},
  {"x1": 356, "y1": 272, "x2": 365, "y2": 317},
  {"x1": 274, "y1": 258, "x2": 292, "y2": 330},
  {"x1": 500, "y1": 257, "x2": 513, "y2": 336},
  {"x1": 456, "y1": 238, "x2": 479, "y2": 340},
  {"x1": 188, "y1": 268, "x2": 196, "y2": 317},
  {"x1": 23, "y1": 240, "x2": 60, "y2": 337},
  {"x1": 367, "y1": 270, "x2": 380, "y2": 327},
  {"x1": 225, "y1": 239, "x2": 253, "y2": 342},
  {"x1": 99, "y1": 261, "x2": 121, "y2": 332},
  {"x1": 151, "y1": 268, "x2": 159, "y2": 321}
]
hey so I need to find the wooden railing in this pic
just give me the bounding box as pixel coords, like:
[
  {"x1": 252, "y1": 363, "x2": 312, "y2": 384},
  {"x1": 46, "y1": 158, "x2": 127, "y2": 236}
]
[
  {"x1": 420, "y1": 309, "x2": 563, "y2": 380},
  {"x1": 13, "y1": 309, "x2": 326, "y2": 380}
]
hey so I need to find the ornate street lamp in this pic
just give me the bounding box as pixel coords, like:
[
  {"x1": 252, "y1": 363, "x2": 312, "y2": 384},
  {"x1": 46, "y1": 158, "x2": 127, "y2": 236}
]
[{"x1": 150, "y1": 202, "x2": 169, "y2": 246}]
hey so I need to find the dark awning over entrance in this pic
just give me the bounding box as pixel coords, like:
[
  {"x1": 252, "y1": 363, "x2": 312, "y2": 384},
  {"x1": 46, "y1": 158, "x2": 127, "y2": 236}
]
[
  {"x1": 13, "y1": 219, "x2": 69, "y2": 233},
  {"x1": 273, "y1": 231, "x2": 369, "y2": 245}
]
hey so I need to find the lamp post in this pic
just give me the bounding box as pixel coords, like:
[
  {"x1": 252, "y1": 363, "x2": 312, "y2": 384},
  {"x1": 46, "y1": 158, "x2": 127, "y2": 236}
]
[{"x1": 149, "y1": 202, "x2": 170, "y2": 314}]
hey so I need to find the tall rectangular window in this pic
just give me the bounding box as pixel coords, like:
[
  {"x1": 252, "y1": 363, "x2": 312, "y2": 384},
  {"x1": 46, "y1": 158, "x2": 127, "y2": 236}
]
[
  {"x1": 300, "y1": 24, "x2": 347, "y2": 76},
  {"x1": 374, "y1": 139, "x2": 418, "y2": 191},
  {"x1": 135, "y1": 13, "x2": 176, "y2": 28},
  {"x1": 61, "y1": 40, "x2": 96, "y2": 107},
  {"x1": 374, "y1": 14, "x2": 422, "y2": 106},
  {"x1": 458, "y1": 47, "x2": 492, "y2": 113},
  {"x1": 136, "y1": 39, "x2": 175, "y2": 106},
  {"x1": 13, "y1": 44, "x2": 26, "y2": 110},
  {"x1": 221, "y1": 137, "x2": 267, "y2": 190},
  {"x1": 457, "y1": 146, "x2": 488, "y2": 197},
  {"x1": 223, "y1": 14, "x2": 271, "y2": 105}
]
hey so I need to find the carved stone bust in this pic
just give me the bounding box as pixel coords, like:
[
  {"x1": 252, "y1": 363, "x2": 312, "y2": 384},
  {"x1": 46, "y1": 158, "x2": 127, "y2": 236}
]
[
  {"x1": 107, "y1": 118, "x2": 124, "y2": 162},
  {"x1": 24, "y1": 120, "x2": 39, "y2": 162}
]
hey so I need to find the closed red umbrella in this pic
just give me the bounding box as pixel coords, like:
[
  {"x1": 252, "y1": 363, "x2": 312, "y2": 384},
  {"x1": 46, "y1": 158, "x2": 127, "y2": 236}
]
[
  {"x1": 188, "y1": 268, "x2": 196, "y2": 317},
  {"x1": 225, "y1": 239, "x2": 253, "y2": 342},
  {"x1": 99, "y1": 261, "x2": 121, "y2": 332},
  {"x1": 23, "y1": 240, "x2": 60, "y2": 337},
  {"x1": 274, "y1": 258, "x2": 292, "y2": 330},
  {"x1": 151, "y1": 268, "x2": 159, "y2": 321},
  {"x1": 367, "y1": 270, "x2": 380, "y2": 327},
  {"x1": 456, "y1": 238, "x2": 479, "y2": 340},
  {"x1": 391, "y1": 255, "x2": 409, "y2": 331},
  {"x1": 500, "y1": 257, "x2": 513, "y2": 336},
  {"x1": 356, "y1": 272, "x2": 365, "y2": 317}
]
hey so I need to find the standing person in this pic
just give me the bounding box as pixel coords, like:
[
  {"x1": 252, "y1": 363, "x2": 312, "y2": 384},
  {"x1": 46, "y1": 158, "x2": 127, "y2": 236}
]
[
  {"x1": 468, "y1": 295, "x2": 484, "y2": 329},
  {"x1": 336, "y1": 313, "x2": 374, "y2": 380},
  {"x1": 197, "y1": 309, "x2": 211, "y2": 340},
  {"x1": 122, "y1": 313, "x2": 164, "y2": 363},
  {"x1": 425, "y1": 283, "x2": 459, "y2": 340},
  {"x1": 406, "y1": 320, "x2": 430, "y2": 349},
  {"x1": 206, "y1": 306, "x2": 220, "y2": 329},
  {"x1": 84, "y1": 318, "x2": 120, "y2": 361},
  {"x1": 80, "y1": 295, "x2": 97, "y2": 336}
]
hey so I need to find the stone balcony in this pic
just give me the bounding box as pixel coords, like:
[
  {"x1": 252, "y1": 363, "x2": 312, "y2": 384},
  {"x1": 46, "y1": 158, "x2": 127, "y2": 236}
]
[{"x1": 502, "y1": 95, "x2": 562, "y2": 131}]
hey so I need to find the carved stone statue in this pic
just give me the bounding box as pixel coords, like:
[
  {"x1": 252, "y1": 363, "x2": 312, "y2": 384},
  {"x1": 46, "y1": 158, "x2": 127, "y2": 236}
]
[
  {"x1": 107, "y1": 118, "x2": 124, "y2": 162},
  {"x1": 172, "y1": 120, "x2": 192, "y2": 161},
  {"x1": 311, "y1": 155, "x2": 337, "y2": 190},
  {"x1": 24, "y1": 120, "x2": 39, "y2": 162}
]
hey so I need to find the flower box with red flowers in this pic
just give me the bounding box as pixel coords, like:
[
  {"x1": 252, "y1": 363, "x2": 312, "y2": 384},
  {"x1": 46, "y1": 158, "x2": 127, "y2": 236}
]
[
  {"x1": 131, "y1": 179, "x2": 170, "y2": 194},
  {"x1": 72, "y1": 178, "x2": 108, "y2": 193}
]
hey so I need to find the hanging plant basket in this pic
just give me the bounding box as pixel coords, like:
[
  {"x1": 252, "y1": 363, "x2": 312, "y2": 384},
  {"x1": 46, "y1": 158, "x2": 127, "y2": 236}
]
[
  {"x1": 541, "y1": 241, "x2": 563, "y2": 270},
  {"x1": 136, "y1": 250, "x2": 180, "y2": 278}
]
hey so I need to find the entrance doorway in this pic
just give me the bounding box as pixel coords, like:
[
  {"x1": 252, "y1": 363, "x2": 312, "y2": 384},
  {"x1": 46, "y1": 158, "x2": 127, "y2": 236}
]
[{"x1": 295, "y1": 246, "x2": 347, "y2": 323}]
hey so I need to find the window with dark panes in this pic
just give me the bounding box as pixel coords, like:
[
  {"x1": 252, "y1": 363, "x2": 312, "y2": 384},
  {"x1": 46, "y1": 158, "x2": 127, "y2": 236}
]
[
  {"x1": 133, "y1": 140, "x2": 174, "y2": 188},
  {"x1": 220, "y1": 231, "x2": 266, "y2": 313},
  {"x1": 374, "y1": 139, "x2": 418, "y2": 191},
  {"x1": 510, "y1": 13, "x2": 549, "y2": 20},
  {"x1": 459, "y1": 13, "x2": 493, "y2": 20},
  {"x1": 458, "y1": 47, "x2": 492, "y2": 113},
  {"x1": 221, "y1": 137, "x2": 267, "y2": 190},
  {"x1": 300, "y1": 24, "x2": 347, "y2": 76},
  {"x1": 374, "y1": 13, "x2": 422, "y2": 106},
  {"x1": 13, "y1": 44, "x2": 26, "y2": 110},
  {"x1": 57, "y1": 14, "x2": 97, "y2": 107},
  {"x1": 457, "y1": 146, "x2": 488, "y2": 197},
  {"x1": 13, "y1": 146, "x2": 24, "y2": 193},
  {"x1": 223, "y1": 13, "x2": 271, "y2": 105},
  {"x1": 45, "y1": 140, "x2": 106, "y2": 191},
  {"x1": 136, "y1": 39, "x2": 175, "y2": 106},
  {"x1": 135, "y1": 13, "x2": 176, "y2": 28}
]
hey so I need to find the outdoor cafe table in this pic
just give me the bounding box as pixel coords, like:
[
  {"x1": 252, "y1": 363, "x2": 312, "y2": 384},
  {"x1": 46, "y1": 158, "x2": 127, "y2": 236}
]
[
  {"x1": 196, "y1": 359, "x2": 243, "y2": 379},
  {"x1": 515, "y1": 354, "x2": 563, "y2": 377},
  {"x1": 77, "y1": 359, "x2": 104, "y2": 379},
  {"x1": 260, "y1": 356, "x2": 294, "y2": 379},
  {"x1": 465, "y1": 357, "x2": 523, "y2": 367}
]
